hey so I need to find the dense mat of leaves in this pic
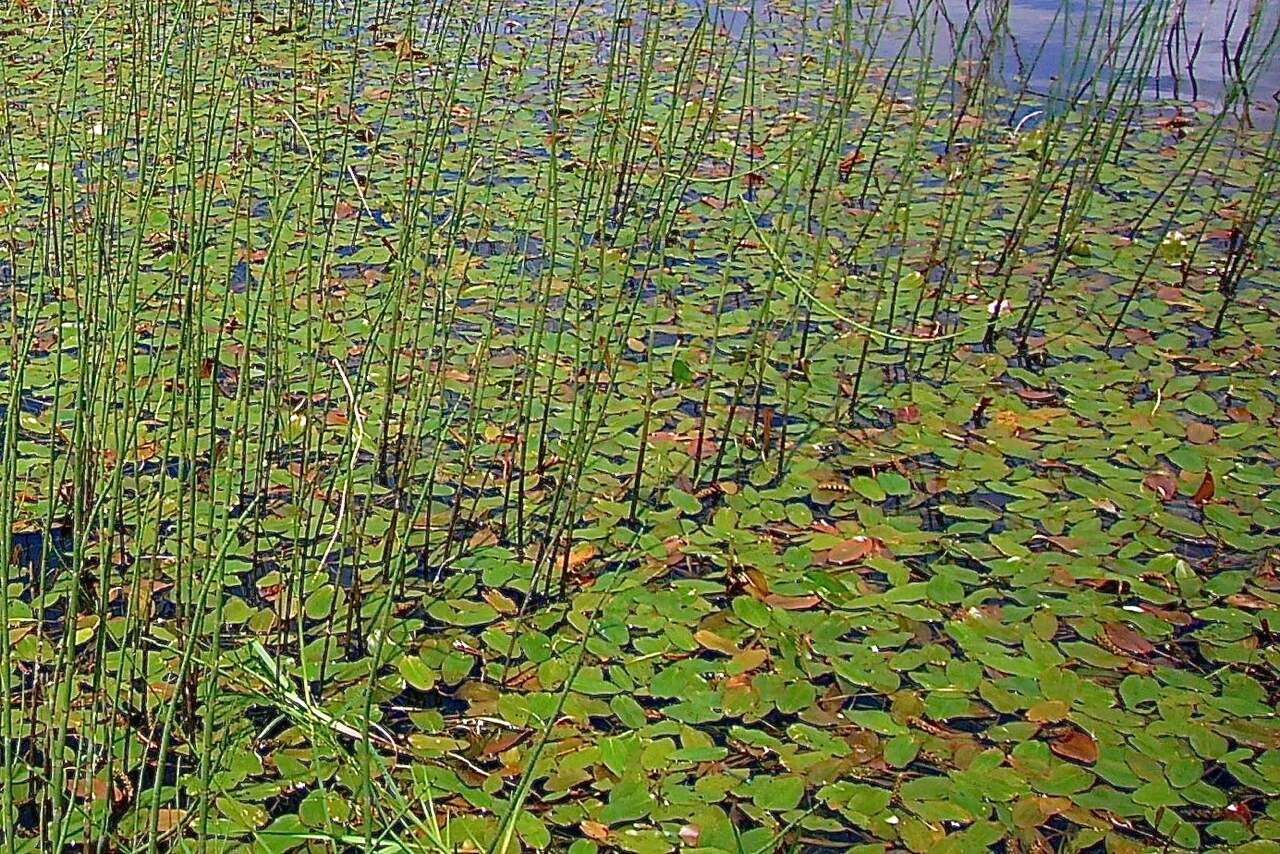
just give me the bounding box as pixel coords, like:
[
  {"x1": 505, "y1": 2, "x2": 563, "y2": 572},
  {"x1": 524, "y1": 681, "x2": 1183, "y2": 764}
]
[{"x1": 1, "y1": 0, "x2": 1278, "y2": 851}]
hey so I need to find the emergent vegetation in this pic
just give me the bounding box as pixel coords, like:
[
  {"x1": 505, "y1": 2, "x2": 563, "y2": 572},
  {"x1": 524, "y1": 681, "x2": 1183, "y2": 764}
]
[{"x1": 1, "y1": 0, "x2": 1279, "y2": 851}]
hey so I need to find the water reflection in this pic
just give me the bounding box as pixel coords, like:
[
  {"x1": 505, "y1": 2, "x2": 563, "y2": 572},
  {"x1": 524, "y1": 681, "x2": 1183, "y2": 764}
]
[{"x1": 694, "y1": 0, "x2": 1280, "y2": 104}]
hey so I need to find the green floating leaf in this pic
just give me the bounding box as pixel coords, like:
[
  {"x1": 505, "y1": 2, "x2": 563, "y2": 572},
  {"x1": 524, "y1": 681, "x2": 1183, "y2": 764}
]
[
  {"x1": 427, "y1": 599, "x2": 498, "y2": 627},
  {"x1": 600, "y1": 780, "x2": 654, "y2": 825},
  {"x1": 749, "y1": 775, "x2": 805, "y2": 811}
]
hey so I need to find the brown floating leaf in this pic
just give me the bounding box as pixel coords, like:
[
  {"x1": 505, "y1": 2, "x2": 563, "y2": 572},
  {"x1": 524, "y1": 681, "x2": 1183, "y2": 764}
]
[
  {"x1": 566, "y1": 543, "x2": 597, "y2": 570},
  {"x1": 1103, "y1": 622, "x2": 1156, "y2": 656},
  {"x1": 580, "y1": 820, "x2": 610, "y2": 842},
  {"x1": 1124, "y1": 327, "x2": 1155, "y2": 344},
  {"x1": 764, "y1": 593, "x2": 821, "y2": 610},
  {"x1": 155, "y1": 808, "x2": 187, "y2": 833},
  {"x1": 68, "y1": 776, "x2": 112, "y2": 802},
  {"x1": 1138, "y1": 603, "x2": 1194, "y2": 626},
  {"x1": 481, "y1": 728, "x2": 532, "y2": 756},
  {"x1": 1191, "y1": 470, "x2": 1215, "y2": 505},
  {"x1": 1050, "y1": 729, "x2": 1099, "y2": 764},
  {"x1": 1041, "y1": 534, "x2": 1085, "y2": 554},
  {"x1": 468, "y1": 528, "x2": 498, "y2": 548},
  {"x1": 1142, "y1": 472, "x2": 1178, "y2": 501},
  {"x1": 1224, "y1": 592, "x2": 1271, "y2": 610},
  {"x1": 687, "y1": 436, "x2": 718, "y2": 460},
  {"x1": 69, "y1": 774, "x2": 132, "y2": 811},
  {"x1": 679, "y1": 824, "x2": 701, "y2": 846},
  {"x1": 837, "y1": 149, "x2": 864, "y2": 178},
  {"x1": 1185, "y1": 420, "x2": 1217, "y2": 444},
  {"x1": 827, "y1": 536, "x2": 882, "y2": 565}
]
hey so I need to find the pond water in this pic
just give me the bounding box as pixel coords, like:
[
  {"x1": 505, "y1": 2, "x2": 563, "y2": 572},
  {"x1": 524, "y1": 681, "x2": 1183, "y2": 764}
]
[{"x1": 696, "y1": 0, "x2": 1280, "y2": 105}]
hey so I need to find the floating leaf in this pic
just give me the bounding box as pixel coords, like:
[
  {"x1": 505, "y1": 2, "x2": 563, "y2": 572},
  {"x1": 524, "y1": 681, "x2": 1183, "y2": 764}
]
[
  {"x1": 1191, "y1": 470, "x2": 1216, "y2": 505},
  {"x1": 1186, "y1": 421, "x2": 1217, "y2": 444},
  {"x1": 599, "y1": 781, "x2": 653, "y2": 825},
  {"x1": 1142, "y1": 472, "x2": 1178, "y2": 501},
  {"x1": 482, "y1": 729, "x2": 532, "y2": 756},
  {"x1": 827, "y1": 536, "x2": 882, "y2": 564},
  {"x1": 580, "y1": 820, "x2": 610, "y2": 842},
  {"x1": 1050, "y1": 729, "x2": 1099, "y2": 764},
  {"x1": 751, "y1": 775, "x2": 804, "y2": 811},
  {"x1": 764, "y1": 593, "x2": 820, "y2": 610},
  {"x1": 1103, "y1": 622, "x2": 1156, "y2": 656},
  {"x1": 427, "y1": 599, "x2": 498, "y2": 627}
]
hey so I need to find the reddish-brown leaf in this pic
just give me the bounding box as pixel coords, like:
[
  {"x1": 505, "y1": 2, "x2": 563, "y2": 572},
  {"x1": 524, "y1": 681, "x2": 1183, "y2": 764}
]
[
  {"x1": 1042, "y1": 535, "x2": 1085, "y2": 554},
  {"x1": 1138, "y1": 603, "x2": 1193, "y2": 626},
  {"x1": 679, "y1": 824, "x2": 701, "y2": 846},
  {"x1": 1224, "y1": 593, "x2": 1270, "y2": 610},
  {"x1": 647, "y1": 430, "x2": 684, "y2": 444},
  {"x1": 894, "y1": 403, "x2": 920, "y2": 423},
  {"x1": 1155, "y1": 113, "x2": 1194, "y2": 129},
  {"x1": 1050, "y1": 729, "x2": 1099, "y2": 764},
  {"x1": 827, "y1": 536, "x2": 881, "y2": 565},
  {"x1": 687, "y1": 435, "x2": 718, "y2": 460},
  {"x1": 1142, "y1": 472, "x2": 1178, "y2": 501},
  {"x1": 1103, "y1": 622, "x2": 1156, "y2": 656},
  {"x1": 764, "y1": 593, "x2": 821, "y2": 610},
  {"x1": 1124, "y1": 327, "x2": 1155, "y2": 344},
  {"x1": 1224, "y1": 802, "x2": 1253, "y2": 825},
  {"x1": 482, "y1": 729, "x2": 532, "y2": 756},
  {"x1": 68, "y1": 776, "x2": 112, "y2": 802},
  {"x1": 1191, "y1": 470, "x2": 1215, "y2": 505},
  {"x1": 837, "y1": 149, "x2": 864, "y2": 177}
]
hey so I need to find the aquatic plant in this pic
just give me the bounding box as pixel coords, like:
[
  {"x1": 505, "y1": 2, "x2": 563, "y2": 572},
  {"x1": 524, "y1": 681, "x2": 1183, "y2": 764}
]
[{"x1": 0, "y1": 0, "x2": 1278, "y2": 851}]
